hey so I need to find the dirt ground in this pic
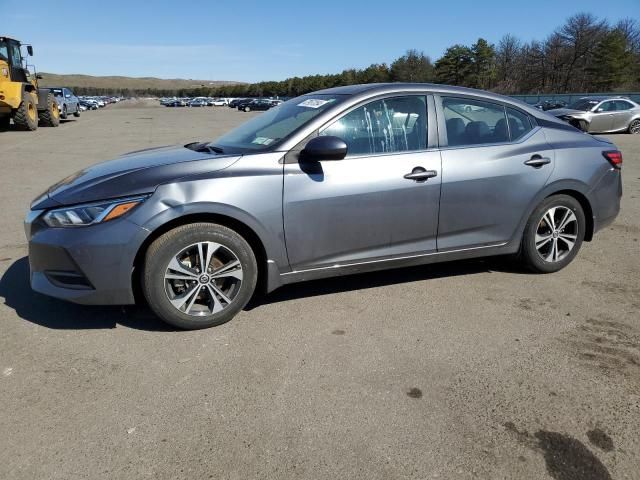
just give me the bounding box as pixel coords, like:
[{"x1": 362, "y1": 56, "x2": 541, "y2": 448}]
[{"x1": 1, "y1": 101, "x2": 639, "y2": 480}]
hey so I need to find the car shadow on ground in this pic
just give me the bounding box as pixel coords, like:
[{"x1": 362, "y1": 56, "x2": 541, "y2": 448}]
[
  {"x1": 1, "y1": 255, "x2": 528, "y2": 331},
  {"x1": 0, "y1": 257, "x2": 173, "y2": 331}
]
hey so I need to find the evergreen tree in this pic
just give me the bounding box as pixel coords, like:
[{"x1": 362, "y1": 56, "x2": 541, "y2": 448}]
[
  {"x1": 390, "y1": 50, "x2": 433, "y2": 82},
  {"x1": 434, "y1": 45, "x2": 473, "y2": 85}
]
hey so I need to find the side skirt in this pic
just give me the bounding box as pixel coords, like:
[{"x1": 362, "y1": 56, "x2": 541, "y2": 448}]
[{"x1": 268, "y1": 241, "x2": 517, "y2": 291}]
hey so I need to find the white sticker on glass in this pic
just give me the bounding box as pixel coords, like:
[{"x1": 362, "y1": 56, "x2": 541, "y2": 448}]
[{"x1": 297, "y1": 98, "x2": 333, "y2": 109}]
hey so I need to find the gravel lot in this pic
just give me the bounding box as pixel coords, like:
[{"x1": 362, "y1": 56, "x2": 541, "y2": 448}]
[{"x1": 1, "y1": 100, "x2": 639, "y2": 480}]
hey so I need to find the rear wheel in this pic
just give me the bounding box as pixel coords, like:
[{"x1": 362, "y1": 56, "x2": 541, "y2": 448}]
[
  {"x1": 244, "y1": 106, "x2": 250, "y2": 112},
  {"x1": 61, "y1": 105, "x2": 68, "y2": 119},
  {"x1": 38, "y1": 92, "x2": 60, "y2": 127},
  {"x1": 519, "y1": 195, "x2": 585, "y2": 273},
  {"x1": 628, "y1": 119, "x2": 640, "y2": 134},
  {"x1": 142, "y1": 223, "x2": 258, "y2": 330},
  {"x1": 73, "y1": 104, "x2": 81, "y2": 117},
  {"x1": 13, "y1": 95, "x2": 38, "y2": 131}
]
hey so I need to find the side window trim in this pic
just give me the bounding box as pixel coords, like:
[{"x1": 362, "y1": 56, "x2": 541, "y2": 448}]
[{"x1": 317, "y1": 93, "x2": 433, "y2": 159}]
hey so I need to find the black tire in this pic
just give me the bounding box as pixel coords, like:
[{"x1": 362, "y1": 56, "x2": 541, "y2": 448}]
[
  {"x1": 628, "y1": 119, "x2": 640, "y2": 134},
  {"x1": 13, "y1": 95, "x2": 38, "y2": 131},
  {"x1": 61, "y1": 105, "x2": 68, "y2": 119},
  {"x1": 38, "y1": 92, "x2": 60, "y2": 127},
  {"x1": 73, "y1": 104, "x2": 81, "y2": 118},
  {"x1": 142, "y1": 223, "x2": 258, "y2": 330},
  {"x1": 519, "y1": 194, "x2": 585, "y2": 273},
  {"x1": 0, "y1": 116, "x2": 10, "y2": 130}
]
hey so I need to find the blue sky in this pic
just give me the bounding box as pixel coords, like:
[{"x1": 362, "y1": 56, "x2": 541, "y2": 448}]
[{"x1": 2, "y1": 0, "x2": 638, "y2": 82}]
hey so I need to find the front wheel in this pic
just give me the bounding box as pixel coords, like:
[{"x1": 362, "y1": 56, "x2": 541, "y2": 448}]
[
  {"x1": 518, "y1": 195, "x2": 585, "y2": 273},
  {"x1": 244, "y1": 106, "x2": 250, "y2": 112},
  {"x1": 142, "y1": 223, "x2": 258, "y2": 330},
  {"x1": 73, "y1": 105, "x2": 81, "y2": 117},
  {"x1": 13, "y1": 95, "x2": 39, "y2": 131},
  {"x1": 628, "y1": 119, "x2": 640, "y2": 134},
  {"x1": 61, "y1": 105, "x2": 68, "y2": 119}
]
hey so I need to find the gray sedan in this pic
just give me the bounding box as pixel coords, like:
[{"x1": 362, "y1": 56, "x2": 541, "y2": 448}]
[
  {"x1": 49, "y1": 87, "x2": 81, "y2": 119},
  {"x1": 25, "y1": 83, "x2": 622, "y2": 329},
  {"x1": 549, "y1": 97, "x2": 640, "y2": 134}
]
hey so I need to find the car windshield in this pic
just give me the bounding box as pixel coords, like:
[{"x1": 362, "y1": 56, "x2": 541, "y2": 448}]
[
  {"x1": 210, "y1": 94, "x2": 346, "y2": 152},
  {"x1": 568, "y1": 100, "x2": 599, "y2": 111},
  {"x1": 51, "y1": 88, "x2": 63, "y2": 97}
]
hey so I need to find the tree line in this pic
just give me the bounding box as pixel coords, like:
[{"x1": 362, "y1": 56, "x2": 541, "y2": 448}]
[{"x1": 74, "y1": 13, "x2": 639, "y2": 98}]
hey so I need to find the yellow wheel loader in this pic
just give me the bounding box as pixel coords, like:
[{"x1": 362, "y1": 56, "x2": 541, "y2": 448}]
[{"x1": 0, "y1": 36, "x2": 59, "y2": 131}]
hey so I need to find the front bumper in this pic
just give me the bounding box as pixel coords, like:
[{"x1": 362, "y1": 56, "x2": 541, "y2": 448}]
[{"x1": 25, "y1": 211, "x2": 149, "y2": 305}]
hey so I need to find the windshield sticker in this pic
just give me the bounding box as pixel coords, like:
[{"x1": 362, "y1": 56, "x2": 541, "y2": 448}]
[
  {"x1": 297, "y1": 98, "x2": 333, "y2": 109},
  {"x1": 251, "y1": 137, "x2": 274, "y2": 145}
]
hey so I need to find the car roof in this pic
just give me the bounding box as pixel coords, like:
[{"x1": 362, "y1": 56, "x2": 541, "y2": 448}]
[{"x1": 312, "y1": 82, "x2": 546, "y2": 116}]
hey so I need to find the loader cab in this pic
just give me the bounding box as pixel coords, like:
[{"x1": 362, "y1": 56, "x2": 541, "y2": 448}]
[{"x1": 0, "y1": 37, "x2": 30, "y2": 83}]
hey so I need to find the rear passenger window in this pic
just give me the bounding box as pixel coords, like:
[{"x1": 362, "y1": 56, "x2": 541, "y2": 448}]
[
  {"x1": 320, "y1": 96, "x2": 427, "y2": 156},
  {"x1": 614, "y1": 100, "x2": 633, "y2": 111},
  {"x1": 506, "y1": 108, "x2": 533, "y2": 141},
  {"x1": 443, "y1": 97, "x2": 508, "y2": 146}
]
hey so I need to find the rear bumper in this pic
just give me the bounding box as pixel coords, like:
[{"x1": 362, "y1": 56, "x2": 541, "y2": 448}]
[{"x1": 26, "y1": 213, "x2": 148, "y2": 305}]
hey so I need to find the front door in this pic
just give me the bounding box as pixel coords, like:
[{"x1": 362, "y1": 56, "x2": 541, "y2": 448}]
[
  {"x1": 283, "y1": 95, "x2": 441, "y2": 271},
  {"x1": 589, "y1": 101, "x2": 615, "y2": 132},
  {"x1": 436, "y1": 96, "x2": 555, "y2": 250}
]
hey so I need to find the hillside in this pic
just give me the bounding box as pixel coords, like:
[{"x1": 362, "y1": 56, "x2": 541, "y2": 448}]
[{"x1": 38, "y1": 73, "x2": 243, "y2": 91}]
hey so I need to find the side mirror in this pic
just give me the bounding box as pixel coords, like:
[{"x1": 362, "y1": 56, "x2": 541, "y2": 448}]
[
  {"x1": 27, "y1": 46, "x2": 33, "y2": 56},
  {"x1": 300, "y1": 136, "x2": 348, "y2": 161},
  {"x1": 596, "y1": 108, "x2": 604, "y2": 113}
]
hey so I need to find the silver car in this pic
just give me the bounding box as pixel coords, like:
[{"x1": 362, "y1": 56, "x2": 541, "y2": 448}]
[
  {"x1": 549, "y1": 97, "x2": 640, "y2": 134},
  {"x1": 25, "y1": 84, "x2": 622, "y2": 329}
]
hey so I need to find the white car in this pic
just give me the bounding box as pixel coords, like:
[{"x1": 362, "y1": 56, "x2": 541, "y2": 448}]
[{"x1": 211, "y1": 99, "x2": 227, "y2": 106}]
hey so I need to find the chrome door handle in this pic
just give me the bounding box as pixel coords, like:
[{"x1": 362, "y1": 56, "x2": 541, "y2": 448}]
[
  {"x1": 404, "y1": 167, "x2": 438, "y2": 181},
  {"x1": 524, "y1": 155, "x2": 551, "y2": 168}
]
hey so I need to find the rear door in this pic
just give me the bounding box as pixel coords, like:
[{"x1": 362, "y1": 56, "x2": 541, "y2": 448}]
[
  {"x1": 283, "y1": 94, "x2": 441, "y2": 271},
  {"x1": 436, "y1": 96, "x2": 554, "y2": 251},
  {"x1": 611, "y1": 100, "x2": 635, "y2": 131}
]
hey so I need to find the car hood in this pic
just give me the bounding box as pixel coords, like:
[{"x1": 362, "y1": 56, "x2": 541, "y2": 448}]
[
  {"x1": 547, "y1": 108, "x2": 585, "y2": 117},
  {"x1": 32, "y1": 145, "x2": 241, "y2": 209}
]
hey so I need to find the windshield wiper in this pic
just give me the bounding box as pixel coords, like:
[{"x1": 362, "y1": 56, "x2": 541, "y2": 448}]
[
  {"x1": 184, "y1": 142, "x2": 224, "y2": 154},
  {"x1": 206, "y1": 144, "x2": 224, "y2": 153}
]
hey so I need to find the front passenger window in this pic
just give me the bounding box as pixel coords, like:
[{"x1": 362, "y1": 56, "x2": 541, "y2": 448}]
[{"x1": 320, "y1": 96, "x2": 427, "y2": 156}]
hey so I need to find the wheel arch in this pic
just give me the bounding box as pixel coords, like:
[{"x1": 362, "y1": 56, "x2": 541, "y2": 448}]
[
  {"x1": 544, "y1": 188, "x2": 594, "y2": 241},
  {"x1": 131, "y1": 212, "x2": 270, "y2": 304}
]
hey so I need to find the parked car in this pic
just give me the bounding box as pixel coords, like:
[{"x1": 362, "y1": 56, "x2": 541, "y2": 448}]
[
  {"x1": 25, "y1": 83, "x2": 622, "y2": 330},
  {"x1": 241, "y1": 99, "x2": 273, "y2": 112},
  {"x1": 228, "y1": 98, "x2": 249, "y2": 108},
  {"x1": 166, "y1": 99, "x2": 187, "y2": 107},
  {"x1": 48, "y1": 87, "x2": 80, "y2": 119},
  {"x1": 548, "y1": 97, "x2": 640, "y2": 134},
  {"x1": 533, "y1": 100, "x2": 568, "y2": 111},
  {"x1": 211, "y1": 98, "x2": 227, "y2": 106},
  {"x1": 189, "y1": 98, "x2": 207, "y2": 107},
  {"x1": 80, "y1": 100, "x2": 98, "y2": 110}
]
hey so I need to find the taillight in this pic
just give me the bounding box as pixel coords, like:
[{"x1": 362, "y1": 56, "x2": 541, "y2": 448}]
[{"x1": 602, "y1": 150, "x2": 622, "y2": 169}]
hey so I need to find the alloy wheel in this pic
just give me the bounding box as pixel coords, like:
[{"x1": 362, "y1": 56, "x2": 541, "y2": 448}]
[
  {"x1": 535, "y1": 206, "x2": 578, "y2": 262},
  {"x1": 630, "y1": 119, "x2": 640, "y2": 134},
  {"x1": 164, "y1": 241, "x2": 243, "y2": 316}
]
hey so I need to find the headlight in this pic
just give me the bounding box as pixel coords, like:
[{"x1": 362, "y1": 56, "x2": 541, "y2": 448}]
[{"x1": 42, "y1": 196, "x2": 148, "y2": 228}]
